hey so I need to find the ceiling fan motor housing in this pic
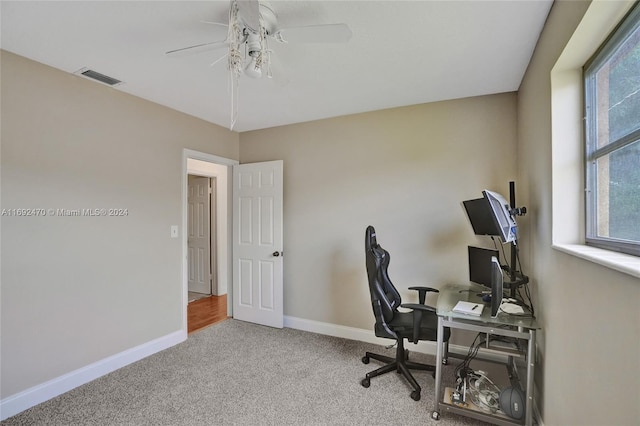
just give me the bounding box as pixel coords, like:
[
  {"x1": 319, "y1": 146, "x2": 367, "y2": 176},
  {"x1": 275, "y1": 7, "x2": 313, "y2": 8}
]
[{"x1": 240, "y1": 1, "x2": 278, "y2": 35}]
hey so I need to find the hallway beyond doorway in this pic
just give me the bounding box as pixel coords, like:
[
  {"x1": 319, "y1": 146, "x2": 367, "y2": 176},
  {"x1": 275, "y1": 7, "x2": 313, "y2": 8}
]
[{"x1": 188, "y1": 294, "x2": 228, "y2": 334}]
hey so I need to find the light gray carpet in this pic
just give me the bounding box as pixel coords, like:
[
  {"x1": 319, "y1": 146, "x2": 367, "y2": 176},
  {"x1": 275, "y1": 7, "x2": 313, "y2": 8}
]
[{"x1": 2, "y1": 320, "x2": 489, "y2": 425}]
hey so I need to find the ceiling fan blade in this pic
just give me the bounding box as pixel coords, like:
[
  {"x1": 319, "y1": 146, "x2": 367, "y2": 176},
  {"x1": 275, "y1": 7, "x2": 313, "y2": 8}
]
[
  {"x1": 210, "y1": 52, "x2": 229, "y2": 68},
  {"x1": 275, "y1": 23, "x2": 352, "y2": 44},
  {"x1": 165, "y1": 40, "x2": 228, "y2": 58},
  {"x1": 200, "y1": 20, "x2": 229, "y2": 29},
  {"x1": 236, "y1": 0, "x2": 261, "y2": 33}
]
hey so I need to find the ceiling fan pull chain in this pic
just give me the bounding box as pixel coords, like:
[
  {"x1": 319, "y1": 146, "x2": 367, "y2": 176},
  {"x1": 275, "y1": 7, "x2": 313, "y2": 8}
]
[
  {"x1": 230, "y1": 74, "x2": 238, "y2": 131},
  {"x1": 227, "y1": 0, "x2": 243, "y2": 130}
]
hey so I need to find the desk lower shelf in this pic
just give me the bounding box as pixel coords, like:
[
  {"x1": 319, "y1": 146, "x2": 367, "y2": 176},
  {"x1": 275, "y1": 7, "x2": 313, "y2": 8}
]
[
  {"x1": 434, "y1": 284, "x2": 539, "y2": 426},
  {"x1": 442, "y1": 387, "x2": 524, "y2": 426}
]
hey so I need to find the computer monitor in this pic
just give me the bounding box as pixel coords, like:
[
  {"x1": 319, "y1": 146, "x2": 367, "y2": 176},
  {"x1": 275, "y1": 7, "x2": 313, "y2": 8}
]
[
  {"x1": 462, "y1": 191, "x2": 519, "y2": 244},
  {"x1": 462, "y1": 198, "x2": 501, "y2": 237},
  {"x1": 490, "y1": 255, "x2": 504, "y2": 318},
  {"x1": 482, "y1": 190, "x2": 518, "y2": 243},
  {"x1": 468, "y1": 246, "x2": 499, "y2": 288}
]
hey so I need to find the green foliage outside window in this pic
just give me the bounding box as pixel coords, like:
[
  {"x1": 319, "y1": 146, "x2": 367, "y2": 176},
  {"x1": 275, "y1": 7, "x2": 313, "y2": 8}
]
[{"x1": 608, "y1": 28, "x2": 640, "y2": 242}]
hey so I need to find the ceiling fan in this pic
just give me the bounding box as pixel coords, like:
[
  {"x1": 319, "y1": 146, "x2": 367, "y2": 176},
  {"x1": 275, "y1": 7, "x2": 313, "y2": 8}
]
[
  {"x1": 166, "y1": 0, "x2": 352, "y2": 130},
  {"x1": 166, "y1": 0, "x2": 352, "y2": 80}
]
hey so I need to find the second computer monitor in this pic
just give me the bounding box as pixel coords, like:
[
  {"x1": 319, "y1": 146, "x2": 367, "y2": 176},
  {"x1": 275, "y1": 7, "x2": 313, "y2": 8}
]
[
  {"x1": 490, "y1": 256, "x2": 504, "y2": 317},
  {"x1": 468, "y1": 246, "x2": 499, "y2": 288}
]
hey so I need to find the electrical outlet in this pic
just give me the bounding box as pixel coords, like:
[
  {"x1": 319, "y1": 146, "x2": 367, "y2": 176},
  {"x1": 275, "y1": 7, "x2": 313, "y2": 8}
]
[{"x1": 170, "y1": 225, "x2": 178, "y2": 238}]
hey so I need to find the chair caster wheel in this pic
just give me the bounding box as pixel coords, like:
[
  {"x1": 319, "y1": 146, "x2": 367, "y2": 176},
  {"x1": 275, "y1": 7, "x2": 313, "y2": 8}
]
[
  {"x1": 411, "y1": 390, "x2": 421, "y2": 401},
  {"x1": 361, "y1": 378, "x2": 370, "y2": 388},
  {"x1": 442, "y1": 358, "x2": 448, "y2": 365},
  {"x1": 361, "y1": 356, "x2": 370, "y2": 364},
  {"x1": 431, "y1": 411, "x2": 440, "y2": 420}
]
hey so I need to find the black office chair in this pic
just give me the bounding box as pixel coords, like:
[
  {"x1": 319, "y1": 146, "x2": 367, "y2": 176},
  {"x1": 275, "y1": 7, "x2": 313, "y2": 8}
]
[{"x1": 361, "y1": 225, "x2": 450, "y2": 401}]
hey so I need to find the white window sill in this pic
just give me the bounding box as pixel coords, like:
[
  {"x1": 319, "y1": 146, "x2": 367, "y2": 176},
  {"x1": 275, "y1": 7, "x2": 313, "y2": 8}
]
[{"x1": 553, "y1": 244, "x2": 640, "y2": 279}]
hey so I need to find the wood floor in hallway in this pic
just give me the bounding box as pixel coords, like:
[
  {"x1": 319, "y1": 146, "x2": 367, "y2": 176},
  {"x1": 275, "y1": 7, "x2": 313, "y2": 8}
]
[{"x1": 188, "y1": 294, "x2": 229, "y2": 334}]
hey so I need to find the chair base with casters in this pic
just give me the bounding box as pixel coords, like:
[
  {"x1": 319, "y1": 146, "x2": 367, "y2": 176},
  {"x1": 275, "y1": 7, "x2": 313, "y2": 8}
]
[{"x1": 360, "y1": 338, "x2": 435, "y2": 401}]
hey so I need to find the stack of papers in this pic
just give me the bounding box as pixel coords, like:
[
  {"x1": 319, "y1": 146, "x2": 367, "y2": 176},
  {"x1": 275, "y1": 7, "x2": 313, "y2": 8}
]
[
  {"x1": 452, "y1": 301, "x2": 484, "y2": 316},
  {"x1": 500, "y1": 301, "x2": 525, "y2": 314}
]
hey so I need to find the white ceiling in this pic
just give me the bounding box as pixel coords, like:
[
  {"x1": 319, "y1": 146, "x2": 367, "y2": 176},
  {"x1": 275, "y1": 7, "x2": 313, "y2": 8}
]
[{"x1": 1, "y1": 1, "x2": 553, "y2": 132}]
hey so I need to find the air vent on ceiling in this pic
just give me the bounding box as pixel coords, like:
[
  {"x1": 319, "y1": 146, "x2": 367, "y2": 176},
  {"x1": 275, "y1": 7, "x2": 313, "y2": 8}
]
[{"x1": 74, "y1": 68, "x2": 123, "y2": 86}]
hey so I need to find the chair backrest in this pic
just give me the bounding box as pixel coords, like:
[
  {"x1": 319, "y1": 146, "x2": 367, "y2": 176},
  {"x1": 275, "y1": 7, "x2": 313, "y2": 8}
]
[{"x1": 365, "y1": 226, "x2": 402, "y2": 339}]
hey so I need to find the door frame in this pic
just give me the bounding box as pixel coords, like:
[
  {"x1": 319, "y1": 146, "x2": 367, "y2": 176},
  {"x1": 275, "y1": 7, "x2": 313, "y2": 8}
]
[{"x1": 182, "y1": 149, "x2": 238, "y2": 334}]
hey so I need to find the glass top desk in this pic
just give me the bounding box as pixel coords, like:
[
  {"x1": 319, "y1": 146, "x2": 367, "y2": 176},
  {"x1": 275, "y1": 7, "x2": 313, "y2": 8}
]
[{"x1": 432, "y1": 283, "x2": 540, "y2": 426}]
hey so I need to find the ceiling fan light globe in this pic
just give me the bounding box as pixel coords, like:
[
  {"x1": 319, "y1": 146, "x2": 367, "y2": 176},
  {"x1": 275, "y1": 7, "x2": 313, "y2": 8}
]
[{"x1": 244, "y1": 58, "x2": 262, "y2": 78}]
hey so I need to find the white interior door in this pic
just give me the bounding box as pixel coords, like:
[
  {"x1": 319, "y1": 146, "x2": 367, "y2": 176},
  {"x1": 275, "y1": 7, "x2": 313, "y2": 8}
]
[
  {"x1": 232, "y1": 160, "x2": 283, "y2": 328},
  {"x1": 188, "y1": 176, "x2": 211, "y2": 294}
]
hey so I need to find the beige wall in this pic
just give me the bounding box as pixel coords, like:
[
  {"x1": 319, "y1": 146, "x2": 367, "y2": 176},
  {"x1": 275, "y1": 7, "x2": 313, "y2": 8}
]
[
  {"x1": 240, "y1": 94, "x2": 519, "y2": 331},
  {"x1": 0, "y1": 50, "x2": 239, "y2": 398},
  {"x1": 518, "y1": 1, "x2": 640, "y2": 424}
]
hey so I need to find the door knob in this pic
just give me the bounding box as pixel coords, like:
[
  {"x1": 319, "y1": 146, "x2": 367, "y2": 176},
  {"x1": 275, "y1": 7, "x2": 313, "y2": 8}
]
[{"x1": 273, "y1": 251, "x2": 282, "y2": 257}]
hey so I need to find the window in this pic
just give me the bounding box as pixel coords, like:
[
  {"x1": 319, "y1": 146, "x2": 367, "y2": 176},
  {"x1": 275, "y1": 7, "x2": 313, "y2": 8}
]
[{"x1": 584, "y1": 3, "x2": 640, "y2": 257}]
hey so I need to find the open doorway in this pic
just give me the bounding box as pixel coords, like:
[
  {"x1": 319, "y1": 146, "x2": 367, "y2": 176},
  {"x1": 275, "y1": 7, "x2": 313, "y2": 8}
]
[{"x1": 183, "y1": 150, "x2": 238, "y2": 334}]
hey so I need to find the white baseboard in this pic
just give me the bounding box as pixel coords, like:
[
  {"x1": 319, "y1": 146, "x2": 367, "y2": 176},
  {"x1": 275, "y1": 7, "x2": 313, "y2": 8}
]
[
  {"x1": 283, "y1": 315, "x2": 501, "y2": 361},
  {"x1": 284, "y1": 315, "x2": 393, "y2": 346},
  {"x1": 0, "y1": 330, "x2": 186, "y2": 421}
]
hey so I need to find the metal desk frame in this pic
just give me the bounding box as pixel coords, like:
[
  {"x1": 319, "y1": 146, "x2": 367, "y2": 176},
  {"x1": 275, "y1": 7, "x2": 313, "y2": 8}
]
[{"x1": 432, "y1": 284, "x2": 539, "y2": 426}]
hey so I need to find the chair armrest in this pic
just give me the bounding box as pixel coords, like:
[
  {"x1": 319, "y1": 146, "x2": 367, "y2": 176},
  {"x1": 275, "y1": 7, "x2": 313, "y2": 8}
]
[
  {"x1": 401, "y1": 303, "x2": 437, "y2": 344},
  {"x1": 408, "y1": 286, "x2": 439, "y2": 305},
  {"x1": 400, "y1": 303, "x2": 436, "y2": 313}
]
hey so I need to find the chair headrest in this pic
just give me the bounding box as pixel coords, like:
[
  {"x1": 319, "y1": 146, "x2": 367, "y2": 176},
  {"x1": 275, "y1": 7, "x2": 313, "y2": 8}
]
[{"x1": 365, "y1": 225, "x2": 377, "y2": 250}]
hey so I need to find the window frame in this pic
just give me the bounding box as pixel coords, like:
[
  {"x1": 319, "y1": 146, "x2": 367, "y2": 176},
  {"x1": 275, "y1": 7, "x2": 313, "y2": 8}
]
[{"x1": 583, "y1": 2, "x2": 640, "y2": 257}]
